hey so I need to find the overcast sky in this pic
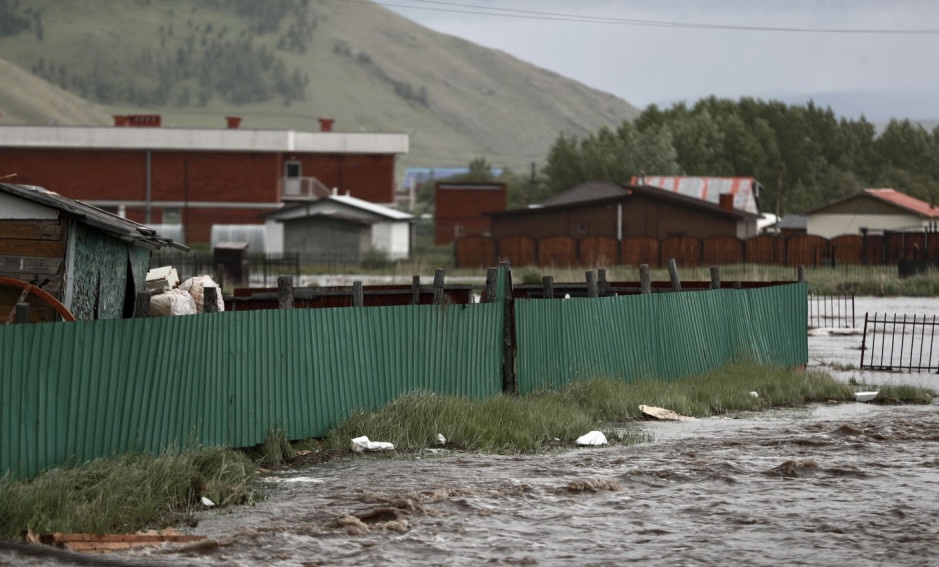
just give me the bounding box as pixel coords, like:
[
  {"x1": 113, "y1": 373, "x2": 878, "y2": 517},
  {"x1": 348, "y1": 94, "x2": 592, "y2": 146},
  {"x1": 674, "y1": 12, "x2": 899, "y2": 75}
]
[{"x1": 373, "y1": 0, "x2": 939, "y2": 121}]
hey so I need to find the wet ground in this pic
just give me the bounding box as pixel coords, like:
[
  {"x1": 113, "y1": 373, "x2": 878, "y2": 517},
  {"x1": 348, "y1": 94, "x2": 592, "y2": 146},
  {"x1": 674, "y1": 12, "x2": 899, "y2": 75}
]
[{"x1": 4, "y1": 297, "x2": 939, "y2": 567}]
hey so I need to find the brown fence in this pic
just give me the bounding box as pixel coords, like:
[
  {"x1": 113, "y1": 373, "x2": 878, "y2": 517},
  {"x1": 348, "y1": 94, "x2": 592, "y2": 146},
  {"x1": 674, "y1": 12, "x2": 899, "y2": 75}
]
[{"x1": 455, "y1": 231, "x2": 939, "y2": 268}]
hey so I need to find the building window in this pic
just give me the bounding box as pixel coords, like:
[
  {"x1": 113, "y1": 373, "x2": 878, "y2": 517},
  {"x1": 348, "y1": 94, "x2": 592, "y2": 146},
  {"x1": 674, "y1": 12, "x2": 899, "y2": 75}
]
[
  {"x1": 163, "y1": 207, "x2": 181, "y2": 224},
  {"x1": 576, "y1": 222, "x2": 589, "y2": 235}
]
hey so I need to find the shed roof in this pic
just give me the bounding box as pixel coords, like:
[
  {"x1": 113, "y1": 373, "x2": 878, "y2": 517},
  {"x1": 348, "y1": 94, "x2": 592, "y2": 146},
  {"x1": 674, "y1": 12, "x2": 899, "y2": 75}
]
[
  {"x1": 0, "y1": 183, "x2": 186, "y2": 250},
  {"x1": 864, "y1": 189, "x2": 939, "y2": 218},
  {"x1": 491, "y1": 181, "x2": 757, "y2": 220},
  {"x1": 265, "y1": 193, "x2": 413, "y2": 222},
  {"x1": 629, "y1": 176, "x2": 761, "y2": 214},
  {"x1": 806, "y1": 188, "x2": 939, "y2": 218}
]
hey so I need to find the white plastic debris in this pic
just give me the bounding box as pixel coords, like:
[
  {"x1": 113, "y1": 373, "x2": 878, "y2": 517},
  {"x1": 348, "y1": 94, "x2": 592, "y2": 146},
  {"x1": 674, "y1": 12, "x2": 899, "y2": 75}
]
[
  {"x1": 350, "y1": 436, "x2": 395, "y2": 453},
  {"x1": 436, "y1": 433, "x2": 446, "y2": 445},
  {"x1": 576, "y1": 431, "x2": 608, "y2": 446},
  {"x1": 200, "y1": 496, "x2": 215, "y2": 507},
  {"x1": 855, "y1": 391, "x2": 879, "y2": 403},
  {"x1": 749, "y1": 391, "x2": 759, "y2": 398}
]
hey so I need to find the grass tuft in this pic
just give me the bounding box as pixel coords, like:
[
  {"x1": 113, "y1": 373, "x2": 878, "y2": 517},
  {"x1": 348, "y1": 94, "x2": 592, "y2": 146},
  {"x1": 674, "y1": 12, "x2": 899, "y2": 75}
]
[{"x1": 0, "y1": 447, "x2": 256, "y2": 539}]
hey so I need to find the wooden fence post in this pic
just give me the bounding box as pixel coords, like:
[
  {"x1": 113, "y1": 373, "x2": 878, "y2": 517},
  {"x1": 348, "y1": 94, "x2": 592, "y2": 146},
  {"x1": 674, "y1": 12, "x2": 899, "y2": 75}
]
[
  {"x1": 135, "y1": 292, "x2": 151, "y2": 318},
  {"x1": 484, "y1": 268, "x2": 497, "y2": 303},
  {"x1": 798, "y1": 265, "x2": 806, "y2": 283},
  {"x1": 639, "y1": 264, "x2": 651, "y2": 294},
  {"x1": 585, "y1": 270, "x2": 598, "y2": 298},
  {"x1": 411, "y1": 275, "x2": 421, "y2": 305},
  {"x1": 352, "y1": 281, "x2": 364, "y2": 307},
  {"x1": 501, "y1": 262, "x2": 516, "y2": 394},
  {"x1": 598, "y1": 268, "x2": 609, "y2": 295},
  {"x1": 667, "y1": 258, "x2": 681, "y2": 291},
  {"x1": 433, "y1": 268, "x2": 445, "y2": 305},
  {"x1": 203, "y1": 287, "x2": 219, "y2": 313},
  {"x1": 542, "y1": 275, "x2": 554, "y2": 299},
  {"x1": 710, "y1": 266, "x2": 721, "y2": 290},
  {"x1": 277, "y1": 276, "x2": 294, "y2": 309},
  {"x1": 15, "y1": 303, "x2": 30, "y2": 324}
]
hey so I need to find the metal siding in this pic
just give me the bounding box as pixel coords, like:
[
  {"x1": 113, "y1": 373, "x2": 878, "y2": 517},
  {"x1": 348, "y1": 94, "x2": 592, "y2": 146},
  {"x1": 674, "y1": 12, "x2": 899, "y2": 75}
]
[
  {"x1": 1, "y1": 301, "x2": 503, "y2": 478},
  {"x1": 515, "y1": 283, "x2": 807, "y2": 393}
]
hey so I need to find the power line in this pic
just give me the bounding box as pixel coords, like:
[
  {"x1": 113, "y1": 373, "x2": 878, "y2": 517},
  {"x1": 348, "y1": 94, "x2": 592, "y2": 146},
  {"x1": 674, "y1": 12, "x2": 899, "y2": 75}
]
[{"x1": 360, "y1": 0, "x2": 939, "y2": 35}]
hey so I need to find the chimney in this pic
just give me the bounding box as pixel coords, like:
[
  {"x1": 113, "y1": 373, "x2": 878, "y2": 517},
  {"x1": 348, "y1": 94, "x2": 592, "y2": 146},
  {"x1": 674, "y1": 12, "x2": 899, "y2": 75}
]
[
  {"x1": 318, "y1": 118, "x2": 334, "y2": 132},
  {"x1": 225, "y1": 116, "x2": 242, "y2": 129},
  {"x1": 719, "y1": 193, "x2": 735, "y2": 212}
]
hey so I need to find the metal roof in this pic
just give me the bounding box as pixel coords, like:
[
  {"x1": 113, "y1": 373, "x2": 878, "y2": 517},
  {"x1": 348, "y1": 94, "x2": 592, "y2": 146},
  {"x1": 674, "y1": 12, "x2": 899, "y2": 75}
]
[
  {"x1": 0, "y1": 125, "x2": 409, "y2": 155},
  {"x1": 0, "y1": 183, "x2": 187, "y2": 250},
  {"x1": 864, "y1": 189, "x2": 939, "y2": 218},
  {"x1": 630, "y1": 176, "x2": 761, "y2": 214},
  {"x1": 265, "y1": 194, "x2": 413, "y2": 222}
]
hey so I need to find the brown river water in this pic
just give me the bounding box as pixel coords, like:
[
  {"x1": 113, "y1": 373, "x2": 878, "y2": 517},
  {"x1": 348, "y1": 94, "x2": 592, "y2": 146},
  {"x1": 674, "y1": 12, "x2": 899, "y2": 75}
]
[{"x1": 4, "y1": 297, "x2": 939, "y2": 567}]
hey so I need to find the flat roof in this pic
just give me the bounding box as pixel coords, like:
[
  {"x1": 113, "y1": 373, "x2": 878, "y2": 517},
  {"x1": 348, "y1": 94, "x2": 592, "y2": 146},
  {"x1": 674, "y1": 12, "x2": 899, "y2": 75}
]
[{"x1": 0, "y1": 125, "x2": 409, "y2": 154}]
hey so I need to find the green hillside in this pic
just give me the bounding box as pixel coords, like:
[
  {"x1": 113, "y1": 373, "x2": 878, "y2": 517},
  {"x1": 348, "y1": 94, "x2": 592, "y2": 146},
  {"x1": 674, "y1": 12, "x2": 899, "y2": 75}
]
[{"x1": 0, "y1": 0, "x2": 639, "y2": 174}]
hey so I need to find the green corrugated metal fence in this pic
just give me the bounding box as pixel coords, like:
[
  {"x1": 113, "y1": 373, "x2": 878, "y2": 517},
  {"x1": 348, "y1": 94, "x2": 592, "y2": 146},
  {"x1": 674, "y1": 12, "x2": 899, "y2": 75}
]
[
  {"x1": 0, "y1": 302, "x2": 504, "y2": 478},
  {"x1": 1, "y1": 275, "x2": 807, "y2": 478},
  {"x1": 514, "y1": 283, "x2": 808, "y2": 393}
]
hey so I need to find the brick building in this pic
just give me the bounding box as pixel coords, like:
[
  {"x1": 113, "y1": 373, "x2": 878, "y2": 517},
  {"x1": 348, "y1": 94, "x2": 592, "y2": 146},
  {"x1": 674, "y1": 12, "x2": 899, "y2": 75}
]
[{"x1": 0, "y1": 117, "x2": 409, "y2": 244}]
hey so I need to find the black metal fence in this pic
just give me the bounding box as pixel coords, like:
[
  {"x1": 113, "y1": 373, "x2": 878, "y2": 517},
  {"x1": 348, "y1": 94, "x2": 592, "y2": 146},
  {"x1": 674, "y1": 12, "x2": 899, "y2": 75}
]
[
  {"x1": 149, "y1": 252, "x2": 300, "y2": 288},
  {"x1": 860, "y1": 313, "x2": 939, "y2": 372},
  {"x1": 808, "y1": 293, "x2": 856, "y2": 329}
]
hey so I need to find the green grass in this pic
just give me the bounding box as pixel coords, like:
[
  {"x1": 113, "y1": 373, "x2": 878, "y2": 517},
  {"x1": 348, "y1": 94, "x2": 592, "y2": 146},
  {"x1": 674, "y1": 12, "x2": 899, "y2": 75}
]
[
  {"x1": 0, "y1": 447, "x2": 257, "y2": 539},
  {"x1": 322, "y1": 362, "x2": 934, "y2": 455}
]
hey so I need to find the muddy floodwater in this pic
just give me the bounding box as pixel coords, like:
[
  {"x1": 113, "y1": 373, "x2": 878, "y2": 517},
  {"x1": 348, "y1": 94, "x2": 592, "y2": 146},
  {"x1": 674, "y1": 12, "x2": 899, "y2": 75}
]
[{"x1": 5, "y1": 296, "x2": 939, "y2": 567}]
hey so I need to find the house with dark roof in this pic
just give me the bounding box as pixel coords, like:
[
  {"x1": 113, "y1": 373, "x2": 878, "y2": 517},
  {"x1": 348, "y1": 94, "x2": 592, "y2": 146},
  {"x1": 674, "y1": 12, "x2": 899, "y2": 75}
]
[
  {"x1": 263, "y1": 192, "x2": 413, "y2": 264},
  {"x1": 0, "y1": 183, "x2": 184, "y2": 322},
  {"x1": 488, "y1": 180, "x2": 759, "y2": 241},
  {"x1": 805, "y1": 189, "x2": 939, "y2": 238}
]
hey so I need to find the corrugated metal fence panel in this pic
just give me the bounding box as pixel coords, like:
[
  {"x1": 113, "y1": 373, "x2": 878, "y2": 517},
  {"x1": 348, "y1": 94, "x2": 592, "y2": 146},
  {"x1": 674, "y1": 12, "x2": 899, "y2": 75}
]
[
  {"x1": 0, "y1": 302, "x2": 503, "y2": 478},
  {"x1": 515, "y1": 283, "x2": 807, "y2": 393}
]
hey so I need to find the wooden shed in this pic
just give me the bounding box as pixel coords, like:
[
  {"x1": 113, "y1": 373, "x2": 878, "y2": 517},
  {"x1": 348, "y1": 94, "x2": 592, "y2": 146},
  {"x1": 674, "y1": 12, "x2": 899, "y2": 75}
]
[
  {"x1": 263, "y1": 193, "x2": 413, "y2": 264},
  {"x1": 0, "y1": 183, "x2": 185, "y2": 322},
  {"x1": 488, "y1": 180, "x2": 758, "y2": 241}
]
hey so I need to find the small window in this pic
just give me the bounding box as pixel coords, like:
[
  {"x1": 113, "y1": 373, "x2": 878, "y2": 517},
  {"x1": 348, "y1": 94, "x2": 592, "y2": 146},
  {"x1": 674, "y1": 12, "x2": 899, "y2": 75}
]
[{"x1": 163, "y1": 207, "x2": 181, "y2": 224}]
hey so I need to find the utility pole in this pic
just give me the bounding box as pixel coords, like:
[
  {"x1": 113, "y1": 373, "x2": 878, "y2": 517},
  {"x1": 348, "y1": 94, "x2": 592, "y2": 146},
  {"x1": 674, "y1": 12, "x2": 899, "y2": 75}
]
[
  {"x1": 774, "y1": 165, "x2": 785, "y2": 233},
  {"x1": 528, "y1": 162, "x2": 536, "y2": 205}
]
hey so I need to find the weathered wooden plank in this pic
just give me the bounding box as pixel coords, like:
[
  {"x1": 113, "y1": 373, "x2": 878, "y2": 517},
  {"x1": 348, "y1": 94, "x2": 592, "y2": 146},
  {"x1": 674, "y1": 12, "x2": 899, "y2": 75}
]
[
  {"x1": 0, "y1": 277, "x2": 62, "y2": 295},
  {"x1": 0, "y1": 255, "x2": 64, "y2": 276},
  {"x1": 0, "y1": 220, "x2": 63, "y2": 240},
  {"x1": 0, "y1": 239, "x2": 65, "y2": 257}
]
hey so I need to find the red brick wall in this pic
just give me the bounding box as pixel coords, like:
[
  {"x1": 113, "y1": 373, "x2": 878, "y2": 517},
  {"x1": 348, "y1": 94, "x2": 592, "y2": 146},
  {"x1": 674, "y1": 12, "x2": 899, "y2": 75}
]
[
  {"x1": 0, "y1": 148, "x2": 399, "y2": 243},
  {"x1": 434, "y1": 183, "x2": 507, "y2": 245}
]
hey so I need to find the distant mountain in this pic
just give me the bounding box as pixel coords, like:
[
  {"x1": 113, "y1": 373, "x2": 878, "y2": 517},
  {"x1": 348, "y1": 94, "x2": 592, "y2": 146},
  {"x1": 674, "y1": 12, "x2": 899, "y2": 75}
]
[{"x1": 0, "y1": 0, "x2": 639, "y2": 174}]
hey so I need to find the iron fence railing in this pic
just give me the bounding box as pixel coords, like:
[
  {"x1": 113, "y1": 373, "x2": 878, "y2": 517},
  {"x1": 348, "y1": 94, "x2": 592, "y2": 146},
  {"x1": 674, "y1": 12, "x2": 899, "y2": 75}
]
[
  {"x1": 860, "y1": 313, "x2": 939, "y2": 372},
  {"x1": 808, "y1": 293, "x2": 856, "y2": 329},
  {"x1": 149, "y1": 252, "x2": 300, "y2": 287}
]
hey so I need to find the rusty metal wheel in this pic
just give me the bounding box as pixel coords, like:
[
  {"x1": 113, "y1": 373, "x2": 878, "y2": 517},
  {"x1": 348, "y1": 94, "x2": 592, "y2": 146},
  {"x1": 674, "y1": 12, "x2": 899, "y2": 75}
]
[{"x1": 0, "y1": 275, "x2": 76, "y2": 323}]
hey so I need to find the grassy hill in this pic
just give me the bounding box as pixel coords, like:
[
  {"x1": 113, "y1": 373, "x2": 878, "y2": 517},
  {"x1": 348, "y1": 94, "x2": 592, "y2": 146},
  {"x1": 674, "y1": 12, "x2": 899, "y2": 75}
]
[{"x1": 0, "y1": 0, "x2": 639, "y2": 175}]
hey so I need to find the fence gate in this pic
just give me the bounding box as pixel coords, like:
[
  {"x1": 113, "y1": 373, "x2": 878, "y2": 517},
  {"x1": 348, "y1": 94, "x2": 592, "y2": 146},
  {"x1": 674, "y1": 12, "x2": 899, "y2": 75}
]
[{"x1": 859, "y1": 313, "x2": 939, "y2": 372}]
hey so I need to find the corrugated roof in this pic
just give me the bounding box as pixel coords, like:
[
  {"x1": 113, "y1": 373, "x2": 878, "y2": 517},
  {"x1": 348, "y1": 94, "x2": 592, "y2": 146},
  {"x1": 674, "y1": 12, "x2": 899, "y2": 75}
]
[
  {"x1": 266, "y1": 194, "x2": 412, "y2": 222},
  {"x1": 865, "y1": 189, "x2": 939, "y2": 218},
  {"x1": 0, "y1": 183, "x2": 186, "y2": 250},
  {"x1": 630, "y1": 176, "x2": 761, "y2": 214}
]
